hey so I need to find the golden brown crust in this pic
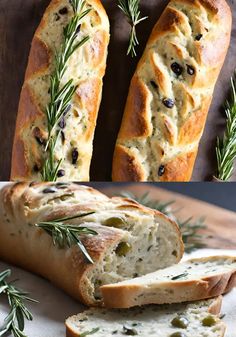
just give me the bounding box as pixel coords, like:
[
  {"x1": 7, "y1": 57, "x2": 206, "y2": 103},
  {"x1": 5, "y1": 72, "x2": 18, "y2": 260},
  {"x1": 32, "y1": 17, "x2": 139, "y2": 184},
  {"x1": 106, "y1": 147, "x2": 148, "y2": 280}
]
[
  {"x1": 113, "y1": 0, "x2": 232, "y2": 182},
  {"x1": 159, "y1": 150, "x2": 197, "y2": 181},
  {"x1": 25, "y1": 37, "x2": 51, "y2": 79},
  {"x1": 118, "y1": 76, "x2": 152, "y2": 139},
  {"x1": 66, "y1": 327, "x2": 79, "y2": 337},
  {"x1": 11, "y1": 0, "x2": 110, "y2": 182},
  {"x1": 112, "y1": 145, "x2": 146, "y2": 181}
]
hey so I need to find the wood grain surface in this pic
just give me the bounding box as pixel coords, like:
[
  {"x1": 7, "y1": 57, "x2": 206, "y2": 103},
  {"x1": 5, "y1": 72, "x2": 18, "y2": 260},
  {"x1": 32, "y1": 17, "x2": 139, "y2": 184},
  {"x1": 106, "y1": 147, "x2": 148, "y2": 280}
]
[
  {"x1": 101, "y1": 184, "x2": 236, "y2": 249},
  {"x1": 0, "y1": 0, "x2": 235, "y2": 181}
]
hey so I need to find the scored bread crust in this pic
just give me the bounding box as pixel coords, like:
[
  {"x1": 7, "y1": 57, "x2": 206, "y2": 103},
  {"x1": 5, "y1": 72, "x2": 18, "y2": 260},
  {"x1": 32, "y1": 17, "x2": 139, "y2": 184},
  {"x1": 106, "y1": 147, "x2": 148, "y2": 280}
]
[
  {"x1": 100, "y1": 256, "x2": 236, "y2": 308},
  {"x1": 65, "y1": 297, "x2": 225, "y2": 337},
  {"x1": 0, "y1": 182, "x2": 183, "y2": 306},
  {"x1": 11, "y1": 0, "x2": 110, "y2": 182},
  {"x1": 112, "y1": 0, "x2": 232, "y2": 182}
]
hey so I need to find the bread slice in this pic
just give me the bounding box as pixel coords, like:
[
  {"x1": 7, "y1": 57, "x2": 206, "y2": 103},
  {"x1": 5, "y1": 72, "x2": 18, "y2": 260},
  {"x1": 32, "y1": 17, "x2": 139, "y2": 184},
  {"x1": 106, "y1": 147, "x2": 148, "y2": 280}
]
[
  {"x1": 0, "y1": 182, "x2": 183, "y2": 306},
  {"x1": 101, "y1": 256, "x2": 236, "y2": 308},
  {"x1": 65, "y1": 297, "x2": 226, "y2": 337}
]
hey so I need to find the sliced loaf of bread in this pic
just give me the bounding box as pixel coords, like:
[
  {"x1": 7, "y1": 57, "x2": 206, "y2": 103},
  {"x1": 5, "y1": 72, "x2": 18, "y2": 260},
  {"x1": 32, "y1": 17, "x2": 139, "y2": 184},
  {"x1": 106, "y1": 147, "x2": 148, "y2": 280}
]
[
  {"x1": 66, "y1": 297, "x2": 225, "y2": 337},
  {"x1": 0, "y1": 182, "x2": 183, "y2": 306},
  {"x1": 101, "y1": 256, "x2": 236, "y2": 308}
]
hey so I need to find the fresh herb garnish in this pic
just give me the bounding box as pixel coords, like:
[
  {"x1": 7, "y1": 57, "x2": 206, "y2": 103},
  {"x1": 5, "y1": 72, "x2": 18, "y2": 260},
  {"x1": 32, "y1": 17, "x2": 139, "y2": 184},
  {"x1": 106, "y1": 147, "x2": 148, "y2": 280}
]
[
  {"x1": 80, "y1": 327, "x2": 100, "y2": 337},
  {"x1": 0, "y1": 270, "x2": 37, "y2": 337},
  {"x1": 36, "y1": 212, "x2": 97, "y2": 264},
  {"x1": 119, "y1": 191, "x2": 175, "y2": 216},
  {"x1": 171, "y1": 272, "x2": 188, "y2": 280},
  {"x1": 119, "y1": 191, "x2": 207, "y2": 252},
  {"x1": 215, "y1": 71, "x2": 236, "y2": 181},
  {"x1": 41, "y1": 0, "x2": 91, "y2": 181},
  {"x1": 118, "y1": 0, "x2": 147, "y2": 57}
]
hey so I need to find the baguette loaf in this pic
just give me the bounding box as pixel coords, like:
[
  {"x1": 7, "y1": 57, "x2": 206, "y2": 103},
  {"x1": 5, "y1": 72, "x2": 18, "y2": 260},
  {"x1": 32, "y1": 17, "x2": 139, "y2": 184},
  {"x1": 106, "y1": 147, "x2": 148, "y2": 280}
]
[
  {"x1": 11, "y1": 0, "x2": 110, "y2": 182},
  {"x1": 66, "y1": 297, "x2": 225, "y2": 337},
  {"x1": 0, "y1": 182, "x2": 183, "y2": 306},
  {"x1": 101, "y1": 256, "x2": 236, "y2": 308},
  {"x1": 112, "y1": 0, "x2": 232, "y2": 182}
]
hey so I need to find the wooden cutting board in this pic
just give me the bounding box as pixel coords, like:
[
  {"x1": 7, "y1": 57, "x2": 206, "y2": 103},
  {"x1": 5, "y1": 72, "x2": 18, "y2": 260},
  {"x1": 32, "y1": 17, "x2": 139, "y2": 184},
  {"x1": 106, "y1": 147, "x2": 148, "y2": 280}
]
[
  {"x1": 0, "y1": 0, "x2": 235, "y2": 181},
  {"x1": 101, "y1": 184, "x2": 236, "y2": 249}
]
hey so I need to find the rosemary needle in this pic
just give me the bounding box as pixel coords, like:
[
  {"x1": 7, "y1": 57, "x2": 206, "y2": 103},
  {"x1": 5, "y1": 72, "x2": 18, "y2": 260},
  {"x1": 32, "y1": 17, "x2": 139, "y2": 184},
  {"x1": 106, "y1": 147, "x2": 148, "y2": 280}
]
[
  {"x1": 0, "y1": 270, "x2": 37, "y2": 337},
  {"x1": 216, "y1": 71, "x2": 236, "y2": 181},
  {"x1": 118, "y1": 0, "x2": 148, "y2": 57},
  {"x1": 36, "y1": 212, "x2": 97, "y2": 264}
]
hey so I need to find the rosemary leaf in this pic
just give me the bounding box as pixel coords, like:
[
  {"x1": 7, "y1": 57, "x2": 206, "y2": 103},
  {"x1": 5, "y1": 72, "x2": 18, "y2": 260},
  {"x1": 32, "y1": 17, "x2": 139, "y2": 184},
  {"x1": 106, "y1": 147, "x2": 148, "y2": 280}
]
[
  {"x1": 216, "y1": 71, "x2": 236, "y2": 181},
  {"x1": 36, "y1": 212, "x2": 97, "y2": 264},
  {"x1": 171, "y1": 272, "x2": 188, "y2": 280},
  {"x1": 80, "y1": 327, "x2": 100, "y2": 337},
  {"x1": 119, "y1": 191, "x2": 207, "y2": 252},
  {"x1": 118, "y1": 0, "x2": 147, "y2": 57},
  {"x1": 120, "y1": 191, "x2": 175, "y2": 217},
  {"x1": 0, "y1": 270, "x2": 37, "y2": 337}
]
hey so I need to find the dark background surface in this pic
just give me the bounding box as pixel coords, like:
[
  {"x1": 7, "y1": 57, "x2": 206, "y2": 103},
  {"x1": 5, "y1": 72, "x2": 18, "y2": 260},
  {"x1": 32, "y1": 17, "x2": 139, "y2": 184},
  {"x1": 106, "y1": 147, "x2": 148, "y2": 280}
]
[
  {"x1": 0, "y1": 0, "x2": 236, "y2": 181},
  {"x1": 86, "y1": 182, "x2": 236, "y2": 212}
]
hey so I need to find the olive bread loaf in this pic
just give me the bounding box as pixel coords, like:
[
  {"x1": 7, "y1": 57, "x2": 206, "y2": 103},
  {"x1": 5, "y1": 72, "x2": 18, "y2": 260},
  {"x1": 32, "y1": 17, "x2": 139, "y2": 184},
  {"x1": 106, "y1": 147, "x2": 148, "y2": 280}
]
[
  {"x1": 112, "y1": 0, "x2": 232, "y2": 182},
  {"x1": 11, "y1": 0, "x2": 110, "y2": 181},
  {"x1": 0, "y1": 182, "x2": 183, "y2": 306}
]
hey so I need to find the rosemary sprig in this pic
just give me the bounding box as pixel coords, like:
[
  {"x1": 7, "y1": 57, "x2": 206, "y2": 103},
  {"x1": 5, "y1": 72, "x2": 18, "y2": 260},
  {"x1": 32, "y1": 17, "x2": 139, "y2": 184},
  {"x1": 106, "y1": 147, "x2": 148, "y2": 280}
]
[
  {"x1": 118, "y1": 0, "x2": 147, "y2": 57},
  {"x1": 41, "y1": 0, "x2": 91, "y2": 181},
  {"x1": 178, "y1": 216, "x2": 206, "y2": 253},
  {"x1": 120, "y1": 191, "x2": 175, "y2": 217},
  {"x1": 0, "y1": 270, "x2": 37, "y2": 337},
  {"x1": 80, "y1": 328, "x2": 100, "y2": 337},
  {"x1": 216, "y1": 71, "x2": 236, "y2": 181},
  {"x1": 119, "y1": 191, "x2": 207, "y2": 252},
  {"x1": 36, "y1": 212, "x2": 97, "y2": 264}
]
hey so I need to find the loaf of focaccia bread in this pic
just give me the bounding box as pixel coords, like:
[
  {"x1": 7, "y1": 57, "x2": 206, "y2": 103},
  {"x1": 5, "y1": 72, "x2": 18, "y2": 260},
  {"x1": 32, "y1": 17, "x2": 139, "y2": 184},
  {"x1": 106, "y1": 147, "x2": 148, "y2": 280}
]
[
  {"x1": 66, "y1": 297, "x2": 225, "y2": 337},
  {"x1": 0, "y1": 182, "x2": 183, "y2": 306},
  {"x1": 11, "y1": 0, "x2": 110, "y2": 182},
  {"x1": 112, "y1": 0, "x2": 232, "y2": 182}
]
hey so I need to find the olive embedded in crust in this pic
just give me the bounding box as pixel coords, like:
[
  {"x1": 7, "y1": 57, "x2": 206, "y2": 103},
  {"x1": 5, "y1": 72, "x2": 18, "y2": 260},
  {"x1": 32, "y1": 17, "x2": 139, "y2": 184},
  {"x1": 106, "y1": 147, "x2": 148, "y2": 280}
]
[
  {"x1": 202, "y1": 315, "x2": 217, "y2": 327},
  {"x1": 195, "y1": 34, "x2": 203, "y2": 41},
  {"x1": 171, "y1": 62, "x2": 183, "y2": 76},
  {"x1": 42, "y1": 188, "x2": 57, "y2": 194},
  {"x1": 103, "y1": 217, "x2": 126, "y2": 228},
  {"x1": 72, "y1": 148, "x2": 79, "y2": 165},
  {"x1": 150, "y1": 80, "x2": 158, "y2": 89},
  {"x1": 59, "y1": 7, "x2": 68, "y2": 15},
  {"x1": 33, "y1": 127, "x2": 46, "y2": 146},
  {"x1": 57, "y1": 169, "x2": 65, "y2": 178},
  {"x1": 115, "y1": 242, "x2": 131, "y2": 256},
  {"x1": 158, "y1": 165, "x2": 165, "y2": 177},
  {"x1": 171, "y1": 317, "x2": 189, "y2": 329},
  {"x1": 186, "y1": 65, "x2": 195, "y2": 75},
  {"x1": 169, "y1": 332, "x2": 187, "y2": 337},
  {"x1": 162, "y1": 98, "x2": 175, "y2": 109},
  {"x1": 76, "y1": 24, "x2": 81, "y2": 35}
]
